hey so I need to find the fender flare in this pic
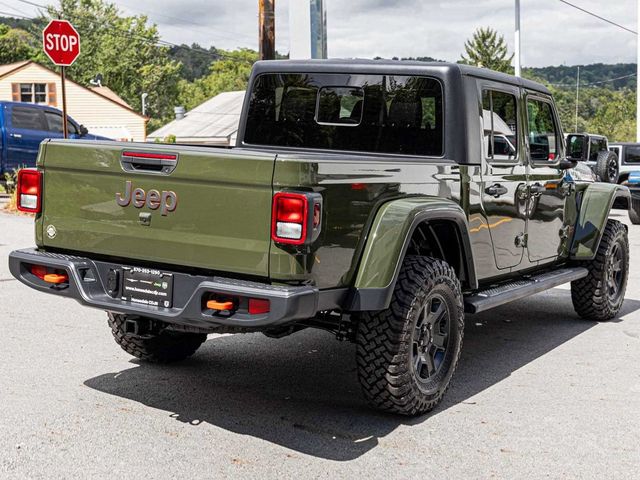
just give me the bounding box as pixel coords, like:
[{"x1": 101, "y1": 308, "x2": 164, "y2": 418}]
[
  {"x1": 347, "y1": 197, "x2": 477, "y2": 311},
  {"x1": 571, "y1": 183, "x2": 630, "y2": 260}
]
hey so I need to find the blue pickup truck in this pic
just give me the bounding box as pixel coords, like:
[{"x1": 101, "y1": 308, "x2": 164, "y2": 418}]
[{"x1": 1, "y1": 102, "x2": 109, "y2": 176}]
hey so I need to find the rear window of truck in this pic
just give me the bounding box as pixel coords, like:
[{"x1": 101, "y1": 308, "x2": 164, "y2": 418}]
[{"x1": 244, "y1": 73, "x2": 444, "y2": 156}]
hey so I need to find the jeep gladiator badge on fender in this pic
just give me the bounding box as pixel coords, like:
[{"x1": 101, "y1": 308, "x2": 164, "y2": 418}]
[
  {"x1": 8, "y1": 59, "x2": 633, "y2": 417},
  {"x1": 116, "y1": 180, "x2": 178, "y2": 216}
]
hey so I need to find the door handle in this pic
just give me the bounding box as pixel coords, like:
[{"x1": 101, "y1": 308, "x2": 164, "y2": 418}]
[
  {"x1": 485, "y1": 183, "x2": 508, "y2": 198},
  {"x1": 9, "y1": 133, "x2": 22, "y2": 139},
  {"x1": 120, "y1": 150, "x2": 178, "y2": 175}
]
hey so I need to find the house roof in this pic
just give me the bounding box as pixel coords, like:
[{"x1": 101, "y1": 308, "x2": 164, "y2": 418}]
[
  {"x1": 0, "y1": 60, "x2": 31, "y2": 78},
  {"x1": 148, "y1": 90, "x2": 245, "y2": 142},
  {"x1": 0, "y1": 60, "x2": 145, "y2": 119},
  {"x1": 90, "y1": 86, "x2": 132, "y2": 108}
]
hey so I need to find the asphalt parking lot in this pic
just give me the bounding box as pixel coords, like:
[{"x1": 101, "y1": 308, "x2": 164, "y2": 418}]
[{"x1": 1, "y1": 209, "x2": 639, "y2": 479}]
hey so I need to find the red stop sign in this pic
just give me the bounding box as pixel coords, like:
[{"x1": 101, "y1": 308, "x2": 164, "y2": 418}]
[{"x1": 42, "y1": 20, "x2": 80, "y2": 66}]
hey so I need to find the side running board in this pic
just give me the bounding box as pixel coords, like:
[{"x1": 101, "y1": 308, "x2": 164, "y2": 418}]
[{"x1": 464, "y1": 267, "x2": 589, "y2": 314}]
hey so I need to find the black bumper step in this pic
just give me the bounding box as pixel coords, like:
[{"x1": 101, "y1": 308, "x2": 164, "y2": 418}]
[{"x1": 464, "y1": 267, "x2": 589, "y2": 314}]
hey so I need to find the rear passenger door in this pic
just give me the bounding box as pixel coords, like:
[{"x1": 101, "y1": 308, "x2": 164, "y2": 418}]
[
  {"x1": 524, "y1": 94, "x2": 566, "y2": 264},
  {"x1": 479, "y1": 84, "x2": 529, "y2": 270},
  {"x1": 5, "y1": 105, "x2": 47, "y2": 170}
]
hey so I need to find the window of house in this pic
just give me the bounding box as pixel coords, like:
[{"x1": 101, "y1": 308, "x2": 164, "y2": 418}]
[
  {"x1": 20, "y1": 83, "x2": 48, "y2": 104},
  {"x1": 527, "y1": 98, "x2": 559, "y2": 163},
  {"x1": 482, "y1": 90, "x2": 518, "y2": 161}
]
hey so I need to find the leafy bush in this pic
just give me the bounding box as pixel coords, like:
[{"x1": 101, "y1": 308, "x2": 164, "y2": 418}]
[{"x1": 3, "y1": 168, "x2": 19, "y2": 194}]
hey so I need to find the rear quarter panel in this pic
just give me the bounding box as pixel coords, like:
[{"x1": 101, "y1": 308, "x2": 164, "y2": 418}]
[{"x1": 270, "y1": 152, "x2": 489, "y2": 289}]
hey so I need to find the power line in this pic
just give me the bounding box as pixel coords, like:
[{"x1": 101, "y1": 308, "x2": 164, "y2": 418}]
[
  {"x1": 558, "y1": 0, "x2": 637, "y2": 35},
  {"x1": 549, "y1": 72, "x2": 637, "y2": 87},
  {"x1": 15, "y1": 0, "x2": 46, "y2": 9},
  {"x1": 6, "y1": 6, "x2": 252, "y2": 64},
  {"x1": 0, "y1": 9, "x2": 33, "y2": 20},
  {"x1": 0, "y1": 1, "x2": 33, "y2": 17},
  {"x1": 116, "y1": 0, "x2": 256, "y2": 43}
]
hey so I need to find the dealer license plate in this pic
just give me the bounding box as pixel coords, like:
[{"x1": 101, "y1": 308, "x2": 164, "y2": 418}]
[{"x1": 121, "y1": 267, "x2": 174, "y2": 308}]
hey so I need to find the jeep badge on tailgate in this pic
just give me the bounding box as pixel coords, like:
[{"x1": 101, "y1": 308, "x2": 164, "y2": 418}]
[{"x1": 116, "y1": 180, "x2": 178, "y2": 216}]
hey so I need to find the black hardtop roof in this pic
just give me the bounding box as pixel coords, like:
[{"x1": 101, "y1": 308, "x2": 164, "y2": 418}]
[{"x1": 252, "y1": 59, "x2": 551, "y2": 95}]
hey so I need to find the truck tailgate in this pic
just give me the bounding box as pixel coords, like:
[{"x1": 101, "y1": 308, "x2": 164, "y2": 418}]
[{"x1": 38, "y1": 140, "x2": 275, "y2": 277}]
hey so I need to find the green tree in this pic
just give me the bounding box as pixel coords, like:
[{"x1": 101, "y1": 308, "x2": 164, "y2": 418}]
[
  {"x1": 177, "y1": 48, "x2": 257, "y2": 111},
  {"x1": 460, "y1": 27, "x2": 514, "y2": 74},
  {"x1": 587, "y1": 89, "x2": 636, "y2": 141},
  {"x1": 37, "y1": 0, "x2": 182, "y2": 122},
  {"x1": 0, "y1": 24, "x2": 37, "y2": 64}
]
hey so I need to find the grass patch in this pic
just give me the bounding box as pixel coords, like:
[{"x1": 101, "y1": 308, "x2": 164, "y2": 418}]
[{"x1": 2, "y1": 190, "x2": 19, "y2": 213}]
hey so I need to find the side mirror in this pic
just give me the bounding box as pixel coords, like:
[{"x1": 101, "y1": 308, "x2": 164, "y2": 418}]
[
  {"x1": 558, "y1": 158, "x2": 578, "y2": 170},
  {"x1": 566, "y1": 134, "x2": 587, "y2": 161},
  {"x1": 79, "y1": 124, "x2": 89, "y2": 137}
]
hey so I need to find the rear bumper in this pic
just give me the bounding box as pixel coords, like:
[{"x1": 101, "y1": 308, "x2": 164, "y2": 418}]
[{"x1": 8, "y1": 248, "x2": 339, "y2": 329}]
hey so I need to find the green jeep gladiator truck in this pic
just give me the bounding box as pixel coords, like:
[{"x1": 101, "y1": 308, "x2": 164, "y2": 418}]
[{"x1": 9, "y1": 60, "x2": 632, "y2": 416}]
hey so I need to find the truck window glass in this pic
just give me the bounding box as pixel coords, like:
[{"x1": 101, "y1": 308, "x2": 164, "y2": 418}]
[
  {"x1": 244, "y1": 73, "x2": 444, "y2": 156},
  {"x1": 567, "y1": 135, "x2": 585, "y2": 159},
  {"x1": 45, "y1": 111, "x2": 78, "y2": 134},
  {"x1": 526, "y1": 99, "x2": 558, "y2": 162},
  {"x1": 11, "y1": 106, "x2": 45, "y2": 131},
  {"x1": 589, "y1": 137, "x2": 605, "y2": 162},
  {"x1": 316, "y1": 87, "x2": 364, "y2": 126},
  {"x1": 625, "y1": 146, "x2": 640, "y2": 163},
  {"x1": 482, "y1": 90, "x2": 518, "y2": 161}
]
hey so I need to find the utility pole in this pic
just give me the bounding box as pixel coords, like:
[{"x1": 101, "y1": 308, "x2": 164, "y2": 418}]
[
  {"x1": 515, "y1": 0, "x2": 521, "y2": 77},
  {"x1": 637, "y1": 0, "x2": 640, "y2": 140},
  {"x1": 575, "y1": 66, "x2": 580, "y2": 132},
  {"x1": 290, "y1": 0, "x2": 327, "y2": 59},
  {"x1": 259, "y1": 0, "x2": 275, "y2": 60}
]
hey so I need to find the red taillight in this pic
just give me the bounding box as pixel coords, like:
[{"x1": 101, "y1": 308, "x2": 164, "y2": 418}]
[
  {"x1": 30, "y1": 265, "x2": 68, "y2": 284},
  {"x1": 272, "y1": 192, "x2": 308, "y2": 245},
  {"x1": 248, "y1": 298, "x2": 270, "y2": 314},
  {"x1": 17, "y1": 168, "x2": 42, "y2": 213},
  {"x1": 31, "y1": 265, "x2": 48, "y2": 279}
]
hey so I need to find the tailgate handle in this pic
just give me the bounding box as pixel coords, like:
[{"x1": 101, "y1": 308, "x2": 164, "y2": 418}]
[{"x1": 121, "y1": 151, "x2": 178, "y2": 175}]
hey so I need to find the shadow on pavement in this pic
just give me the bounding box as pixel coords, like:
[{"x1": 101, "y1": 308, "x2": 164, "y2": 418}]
[{"x1": 84, "y1": 289, "x2": 640, "y2": 461}]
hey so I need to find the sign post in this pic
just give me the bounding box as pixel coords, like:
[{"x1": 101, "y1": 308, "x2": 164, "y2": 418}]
[{"x1": 42, "y1": 20, "x2": 80, "y2": 139}]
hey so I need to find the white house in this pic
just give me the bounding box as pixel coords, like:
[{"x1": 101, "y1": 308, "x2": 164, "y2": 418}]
[{"x1": 0, "y1": 60, "x2": 147, "y2": 141}]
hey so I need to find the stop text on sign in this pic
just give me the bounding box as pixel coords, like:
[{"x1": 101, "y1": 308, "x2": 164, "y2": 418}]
[
  {"x1": 42, "y1": 20, "x2": 81, "y2": 66},
  {"x1": 44, "y1": 33, "x2": 78, "y2": 52}
]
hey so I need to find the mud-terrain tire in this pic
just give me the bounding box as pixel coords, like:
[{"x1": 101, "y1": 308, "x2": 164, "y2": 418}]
[
  {"x1": 107, "y1": 312, "x2": 207, "y2": 363},
  {"x1": 629, "y1": 197, "x2": 640, "y2": 225},
  {"x1": 356, "y1": 256, "x2": 464, "y2": 416},
  {"x1": 571, "y1": 219, "x2": 629, "y2": 320},
  {"x1": 595, "y1": 150, "x2": 619, "y2": 184}
]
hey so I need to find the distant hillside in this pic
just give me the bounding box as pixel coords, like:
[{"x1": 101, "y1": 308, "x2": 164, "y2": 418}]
[
  {"x1": 0, "y1": 14, "x2": 635, "y2": 90},
  {"x1": 527, "y1": 63, "x2": 636, "y2": 90}
]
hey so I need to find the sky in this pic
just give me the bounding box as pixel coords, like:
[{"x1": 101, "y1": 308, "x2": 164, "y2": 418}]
[{"x1": 10, "y1": 0, "x2": 639, "y2": 67}]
